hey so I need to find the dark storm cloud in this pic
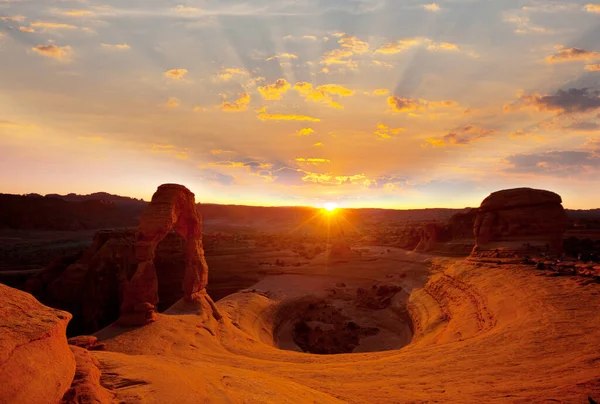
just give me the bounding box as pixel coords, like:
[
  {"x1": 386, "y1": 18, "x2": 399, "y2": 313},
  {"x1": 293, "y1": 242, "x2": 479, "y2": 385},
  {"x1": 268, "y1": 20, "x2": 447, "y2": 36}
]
[{"x1": 505, "y1": 88, "x2": 600, "y2": 114}]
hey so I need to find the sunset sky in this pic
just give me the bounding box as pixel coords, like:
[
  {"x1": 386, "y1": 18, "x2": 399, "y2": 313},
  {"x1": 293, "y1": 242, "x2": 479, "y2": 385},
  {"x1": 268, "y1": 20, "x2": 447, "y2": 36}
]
[{"x1": 1, "y1": 0, "x2": 600, "y2": 209}]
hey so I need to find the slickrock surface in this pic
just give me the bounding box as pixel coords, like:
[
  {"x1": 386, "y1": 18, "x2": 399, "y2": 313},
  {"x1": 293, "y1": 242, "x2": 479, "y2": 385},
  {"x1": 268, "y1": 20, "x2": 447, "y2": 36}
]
[
  {"x1": 472, "y1": 188, "x2": 567, "y2": 257},
  {"x1": 0, "y1": 284, "x2": 75, "y2": 404}
]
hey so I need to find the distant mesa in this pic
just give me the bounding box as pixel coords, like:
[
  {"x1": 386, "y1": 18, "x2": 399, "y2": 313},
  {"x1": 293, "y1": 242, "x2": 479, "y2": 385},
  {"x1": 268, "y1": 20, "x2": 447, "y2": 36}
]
[{"x1": 471, "y1": 187, "x2": 567, "y2": 258}]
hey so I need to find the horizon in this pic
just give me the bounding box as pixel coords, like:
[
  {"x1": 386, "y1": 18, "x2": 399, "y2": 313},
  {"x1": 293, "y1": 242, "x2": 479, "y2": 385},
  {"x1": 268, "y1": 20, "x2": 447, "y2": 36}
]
[
  {"x1": 5, "y1": 187, "x2": 600, "y2": 211},
  {"x1": 1, "y1": 1, "x2": 600, "y2": 209}
]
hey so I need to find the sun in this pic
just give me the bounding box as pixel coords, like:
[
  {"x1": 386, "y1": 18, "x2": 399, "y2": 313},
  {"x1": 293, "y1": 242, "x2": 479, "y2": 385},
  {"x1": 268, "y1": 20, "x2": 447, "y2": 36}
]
[{"x1": 324, "y1": 202, "x2": 338, "y2": 212}]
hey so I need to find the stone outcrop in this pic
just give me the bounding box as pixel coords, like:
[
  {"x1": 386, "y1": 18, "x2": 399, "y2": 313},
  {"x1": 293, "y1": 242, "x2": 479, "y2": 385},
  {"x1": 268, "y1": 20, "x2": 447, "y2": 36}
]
[
  {"x1": 118, "y1": 184, "x2": 209, "y2": 325},
  {"x1": 472, "y1": 188, "x2": 567, "y2": 258},
  {"x1": 448, "y1": 209, "x2": 477, "y2": 239},
  {"x1": 328, "y1": 238, "x2": 355, "y2": 263},
  {"x1": 414, "y1": 223, "x2": 441, "y2": 252},
  {"x1": 0, "y1": 284, "x2": 75, "y2": 404},
  {"x1": 60, "y1": 346, "x2": 114, "y2": 404}
]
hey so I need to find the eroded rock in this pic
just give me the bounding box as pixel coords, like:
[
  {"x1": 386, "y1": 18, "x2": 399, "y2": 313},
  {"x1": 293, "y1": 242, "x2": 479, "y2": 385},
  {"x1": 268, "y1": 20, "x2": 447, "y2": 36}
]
[
  {"x1": 472, "y1": 188, "x2": 567, "y2": 258},
  {"x1": 0, "y1": 283, "x2": 75, "y2": 404}
]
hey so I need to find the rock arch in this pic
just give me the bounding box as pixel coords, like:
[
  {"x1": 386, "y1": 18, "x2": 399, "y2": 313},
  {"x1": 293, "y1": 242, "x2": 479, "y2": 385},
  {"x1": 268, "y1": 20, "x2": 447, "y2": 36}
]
[{"x1": 118, "y1": 184, "x2": 209, "y2": 325}]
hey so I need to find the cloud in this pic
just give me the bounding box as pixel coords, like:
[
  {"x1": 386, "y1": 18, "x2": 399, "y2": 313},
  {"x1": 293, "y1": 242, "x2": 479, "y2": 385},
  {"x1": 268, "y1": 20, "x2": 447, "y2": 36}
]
[
  {"x1": 164, "y1": 68, "x2": 188, "y2": 80},
  {"x1": 150, "y1": 144, "x2": 188, "y2": 159},
  {"x1": 301, "y1": 172, "x2": 372, "y2": 186},
  {"x1": 1, "y1": 15, "x2": 26, "y2": 22},
  {"x1": 174, "y1": 5, "x2": 202, "y2": 13},
  {"x1": 365, "y1": 89, "x2": 390, "y2": 96},
  {"x1": 210, "y1": 149, "x2": 233, "y2": 155},
  {"x1": 371, "y1": 60, "x2": 393, "y2": 68},
  {"x1": 56, "y1": 9, "x2": 94, "y2": 17},
  {"x1": 508, "y1": 129, "x2": 536, "y2": 138},
  {"x1": 584, "y1": 4, "x2": 600, "y2": 13},
  {"x1": 427, "y1": 42, "x2": 459, "y2": 51},
  {"x1": 165, "y1": 97, "x2": 180, "y2": 108},
  {"x1": 338, "y1": 36, "x2": 369, "y2": 53},
  {"x1": 522, "y1": 4, "x2": 578, "y2": 12},
  {"x1": 388, "y1": 96, "x2": 457, "y2": 114},
  {"x1": 297, "y1": 128, "x2": 315, "y2": 136},
  {"x1": 375, "y1": 38, "x2": 426, "y2": 54},
  {"x1": 294, "y1": 82, "x2": 355, "y2": 109},
  {"x1": 374, "y1": 123, "x2": 404, "y2": 139},
  {"x1": 504, "y1": 12, "x2": 552, "y2": 34},
  {"x1": 30, "y1": 21, "x2": 77, "y2": 30},
  {"x1": 217, "y1": 67, "x2": 250, "y2": 81},
  {"x1": 313, "y1": 142, "x2": 323, "y2": 147},
  {"x1": 257, "y1": 107, "x2": 320, "y2": 122},
  {"x1": 564, "y1": 121, "x2": 600, "y2": 132},
  {"x1": 504, "y1": 151, "x2": 600, "y2": 176},
  {"x1": 546, "y1": 47, "x2": 600, "y2": 63},
  {"x1": 266, "y1": 52, "x2": 298, "y2": 61},
  {"x1": 424, "y1": 3, "x2": 440, "y2": 11},
  {"x1": 321, "y1": 48, "x2": 355, "y2": 66},
  {"x1": 585, "y1": 64, "x2": 600, "y2": 71},
  {"x1": 221, "y1": 93, "x2": 251, "y2": 112},
  {"x1": 19, "y1": 26, "x2": 35, "y2": 33},
  {"x1": 426, "y1": 125, "x2": 497, "y2": 146},
  {"x1": 504, "y1": 88, "x2": 600, "y2": 114},
  {"x1": 197, "y1": 169, "x2": 235, "y2": 185},
  {"x1": 257, "y1": 79, "x2": 291, "y2": 100},
  {"x1": 101, "y1": 43, "x2": 130, "y2": 50},
  {"x1": 294, "y1": 158, "x2": 331, "y2": 164},
  {"x1": 32, "y1": 44, "x2": 73, "y2": 61}
]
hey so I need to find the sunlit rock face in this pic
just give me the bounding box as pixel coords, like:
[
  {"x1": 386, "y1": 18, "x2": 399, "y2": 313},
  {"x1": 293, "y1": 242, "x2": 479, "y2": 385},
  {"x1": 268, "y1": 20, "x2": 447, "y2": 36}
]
[
  {"x1": 472, "y1": 188, "x2": 567, "y2": 258},
  {"x1": 118, "y1": 184, "x2": 209, "y2": 325},
  {"x1": 0, "y1": 284, "x2": 75, "y2": 404}
]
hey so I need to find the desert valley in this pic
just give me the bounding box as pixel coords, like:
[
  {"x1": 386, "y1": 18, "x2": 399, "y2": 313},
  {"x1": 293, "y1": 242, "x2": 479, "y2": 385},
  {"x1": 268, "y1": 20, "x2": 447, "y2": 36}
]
[{"x1": 1, "y1": 184, "x2": 600, "y2": 403}]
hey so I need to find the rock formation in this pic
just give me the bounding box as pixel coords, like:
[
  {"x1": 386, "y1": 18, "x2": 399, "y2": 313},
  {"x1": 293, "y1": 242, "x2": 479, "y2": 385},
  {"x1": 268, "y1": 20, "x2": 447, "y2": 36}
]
[
  {"x1": 328, "y1": 237, "x2": 355, "y2": 263},
  {"x1": 448, "y1": 209, "x2": 477, "y2": 239},
  {"x1": 414, "y1": 223, "x2": 441, "y2": 252},
  {"x1": 118, "y1": 184, "x2": 209, "y2": 325},
  {"x1": 472, "y1": 188, "x2": 567, "y2": 258},
  {"x1": 0, "y1": 284, "x2": 75, "y2": 404}
]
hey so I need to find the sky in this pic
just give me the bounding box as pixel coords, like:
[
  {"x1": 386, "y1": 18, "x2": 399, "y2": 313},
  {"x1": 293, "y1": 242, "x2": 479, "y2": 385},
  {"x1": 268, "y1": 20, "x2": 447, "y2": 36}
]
[{"x1": 1, "y1": 0, "x2": 600, "y2": 209}]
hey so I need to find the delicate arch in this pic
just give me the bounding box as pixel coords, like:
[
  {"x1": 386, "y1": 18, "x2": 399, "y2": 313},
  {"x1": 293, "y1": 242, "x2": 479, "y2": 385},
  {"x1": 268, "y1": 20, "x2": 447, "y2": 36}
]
[{"x1": 118, "y1": 184, "x2": 208, "y2": 325}]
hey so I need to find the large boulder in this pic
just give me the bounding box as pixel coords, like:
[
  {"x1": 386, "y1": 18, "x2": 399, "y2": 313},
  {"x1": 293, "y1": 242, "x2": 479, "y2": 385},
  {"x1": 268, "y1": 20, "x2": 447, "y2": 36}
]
[
  {"x1": 0, "y1": 283, "x2": 75, "y2": 404},
  {"x1": 472, "y1": 188, "x2": 567, "y2": 258}
]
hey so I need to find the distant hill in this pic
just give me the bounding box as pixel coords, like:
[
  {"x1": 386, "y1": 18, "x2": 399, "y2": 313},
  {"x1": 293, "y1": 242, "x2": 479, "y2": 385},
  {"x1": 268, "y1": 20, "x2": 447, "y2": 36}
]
[
  {"x1": 0, "y1": 194, "x2": 143, "y2": 231},
  {"x1": 45, "y1": 192, "x2": 147, "y2": 211}
]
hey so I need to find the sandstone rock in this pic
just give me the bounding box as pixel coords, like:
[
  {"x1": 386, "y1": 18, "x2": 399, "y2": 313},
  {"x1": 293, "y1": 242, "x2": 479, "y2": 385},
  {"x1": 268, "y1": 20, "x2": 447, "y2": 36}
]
[
  {"x1": 472, "y1": 188, "x2": 567, "y2": 258},
  {"x1": 60, "y1": 346, "x2": 114, "y2": 404},
  {"x1": 119, "y1": 184, "x2": 208, "y2": 325},
  {"x1": 328, "y1": 238, "x2": 355, "y2": 263},
  {"x1": 414, "y1": 223, "x2": 441, "y2": 252},
  {"x1": 448, "y1": 209, "x2": 477, "y2": 239},
  {"x1": 0, "y1": 283, "x2": 75, "y2": 404},
  {"x1": 67, "y1": 335, "x2": 98, "y2": 350}
]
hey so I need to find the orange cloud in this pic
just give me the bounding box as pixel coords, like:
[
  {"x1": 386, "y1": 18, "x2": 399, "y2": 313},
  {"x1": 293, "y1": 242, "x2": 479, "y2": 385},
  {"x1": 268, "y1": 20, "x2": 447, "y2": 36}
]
[
  {"x1": 31, "y1": 21, "x2": 77, "y2": 30},
  {"x1": 338, "y1": 36, "x2": 369, "y2": 53},
  {"x1": 165, "y1": 97, "x2": 181, "y2": 108},
  {"x1": 375, "y1": 38, "x2": 424, "y2": 54},
  {"x1": 57, "y1": 9, "x2": 94, "y2": 17},
  {"x1": 585, "y1": 64, "x2": 600, "y2": 71},
  {"x1": 371, "y1": 60, "x2": 394, "y2": 68},
  {"x1": 164, "y1": 68, "x2": 188, "y2": 80},
  {"x1": 374, "y1": 123, "x2": 404, "y2": 139},
  {"x1": 1, "y1": 15, "x2": 26, "y2": 22},
  {"x1": 258, "y1": 79, "x2": 291, "y2": 100},
  {"x1": 546, "y1": 47, "x2": 600, "y2": 63},
  {"x1": 266, "y1": 53, "x2": 298, "y2": 61},
  {"x1": 217, "y1": 67, "x2": 250, "y2": 81},
  {"x1": 313, "y1": 142, "x2": 324, "y2": 147},
  {"x1": 32, "y1": 44, "x2": 73, "y2": 61},
  {"x1": 504, "y1": 88, "x2": 600, "y2": 114},
  {"x1": 584, "y1": 4, "x2": 600, "y2": 13},
  {"x1": 257, "y1": 107, "x2": 320, "y2": 122},
  {"x1": 365, "y1": 89, "x2": 390, "y2": 96},
  {"x1": 297, "y1": 128, "x2": 315, "y2": 136},
  {"x1": 295, "y1": 158, "x2": 331, "y2": 164},
  {"x1": 301, "y1": 172, "x2": 371, "y2": 186},
  {"x1": 388, "y1": 96, "x2": 457, "y2": 114},
  {"x1": 294, "y1": 82, "x2": 355, "y2": 109},
  {"x1": 426, "y1": 125, "x2": 497, "y2": 147},
  {"x1": 427, "y1": 42, "x2": 459, "y2": 51},
  {"x1": 174, "y1": 5, "x2": 202, "y2": 13},
  {"x1": 150, "y1": 144, "x2": 188, "y2": 159},
  {"x1": 101, "y1": 43, "x2": 130, "y2": 50},
  {"x1": 221, "y1": 93, "x2": 251, "y2": 112},
  {"x1": 424, "y1": 3, "x2": 440, "y2": 11},
  {"x1": 19, "y1": 26, "x2": 35, "y2": 33}
]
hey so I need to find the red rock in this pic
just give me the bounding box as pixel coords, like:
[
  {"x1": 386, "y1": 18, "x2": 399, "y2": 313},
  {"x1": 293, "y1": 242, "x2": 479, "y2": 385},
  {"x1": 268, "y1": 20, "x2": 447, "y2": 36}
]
[
  {"x1": 67, "y1": 335, "x2": 99, "y2": 350},
  {"x1": 0, "y1": 283, "x2": 75, "y2": 404},
  {"x1": 60, "y1": 346, "x2": 114, "y2": 404},
  {"x1": 328, "y1": 238, "x2": 356, "y2": 263},
  {"x1": 472, "y1": 188, "x2": 567, "y2": 258},
  {"x1": 118, "y1": 184, "x2": 208, "y2": 325}
]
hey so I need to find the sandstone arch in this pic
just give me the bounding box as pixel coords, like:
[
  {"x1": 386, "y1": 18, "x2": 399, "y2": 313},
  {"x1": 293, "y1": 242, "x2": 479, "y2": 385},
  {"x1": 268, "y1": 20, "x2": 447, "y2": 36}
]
[{"x1": 118, "y1": 184, "x2": 209, "y2": 325}]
